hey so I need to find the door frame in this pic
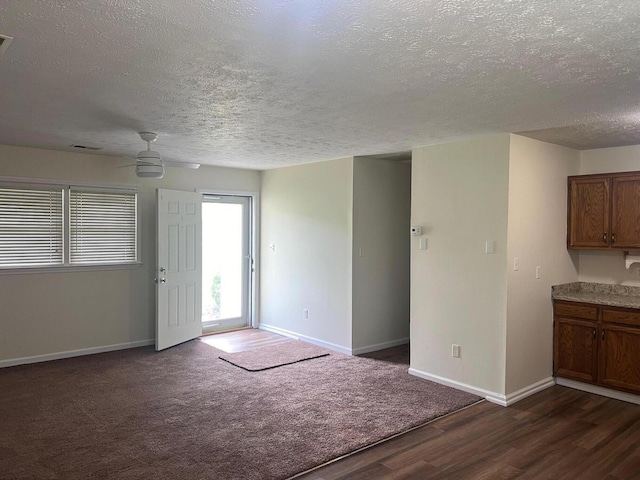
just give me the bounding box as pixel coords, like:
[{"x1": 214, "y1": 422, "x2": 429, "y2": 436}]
[{"x1": 197, "y1": 188, "x2": 259, "y2": 329}]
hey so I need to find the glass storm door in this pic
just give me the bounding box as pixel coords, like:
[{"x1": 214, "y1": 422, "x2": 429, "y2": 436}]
[{"x1": 201, "y1": 194, "x2": 251, "y2": 333}]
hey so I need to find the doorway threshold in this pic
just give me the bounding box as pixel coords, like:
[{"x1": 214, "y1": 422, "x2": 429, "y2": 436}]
[{"x1": 201, "y1": 325, "x2": 252, "y2": 337}]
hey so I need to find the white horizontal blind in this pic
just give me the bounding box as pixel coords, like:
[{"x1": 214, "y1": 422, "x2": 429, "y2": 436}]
[
  {"x1": 70, "y1": 189, "x2": 137, "y2": 264},
  {"x1": 0, "y1": 187, "x2": 63, "y2": 267}
]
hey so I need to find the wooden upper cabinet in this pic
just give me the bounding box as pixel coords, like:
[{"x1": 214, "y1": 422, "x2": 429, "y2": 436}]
[
  {"x1": 568, "y1": 176, "x2": 610, "y2": 248},
  {"x1": 568, "y1": 171, "x2": 640, "y2": 251},
  {"x1": 611, "y1": 175, "x2": 640, "y2": 249}
]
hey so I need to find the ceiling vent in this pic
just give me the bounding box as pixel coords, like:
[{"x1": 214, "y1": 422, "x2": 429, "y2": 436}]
[
  {"x1": 71, "y1": 144, "x2": 103, "y2": 151},
  {"x1": 0, "y1": 34, "x2": 13, "y2": 58}
]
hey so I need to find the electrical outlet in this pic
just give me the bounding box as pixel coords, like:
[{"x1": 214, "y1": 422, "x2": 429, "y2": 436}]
[
  {"x1": 303, "y1": 309, "x2": 309, "y2": 319},
  {"x1": 536, "y1": 266, "x2": 541, "y2": 279},
  {"x1": 452, "y1": 344, "x2": 461, "y2": 358}
]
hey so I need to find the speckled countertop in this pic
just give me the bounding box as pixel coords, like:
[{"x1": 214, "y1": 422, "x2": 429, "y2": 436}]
[{"x1": 552, "y1": 282, "x2": 640, "y2": 309}]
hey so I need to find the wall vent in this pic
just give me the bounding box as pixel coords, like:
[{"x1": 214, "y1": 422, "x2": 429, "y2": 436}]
[
  {"x1": 0, "y1": 34, "x2": 13, "y2": 58},
  {"x1": 71, "y1": 144, "x2": 103, "y2": 151}
]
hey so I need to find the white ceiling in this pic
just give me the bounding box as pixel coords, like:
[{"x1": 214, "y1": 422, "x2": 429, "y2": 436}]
[{"x1": 1, "y1": 1, "x2": 640, "y2": 170}]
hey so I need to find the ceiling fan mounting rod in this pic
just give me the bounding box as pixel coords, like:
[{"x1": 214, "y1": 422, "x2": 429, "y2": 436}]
[{"x1": 139, "y1": 131, "x2": 158, "y2": 150}]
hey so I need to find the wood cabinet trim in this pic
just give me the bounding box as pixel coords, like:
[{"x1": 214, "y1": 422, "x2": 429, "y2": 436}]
[
  {"x1": 602, "y1": 306, "x2": 640, "y2": 327},
  {"x1": 554, "y1": 300, "x2": 599, "y2": 321}
]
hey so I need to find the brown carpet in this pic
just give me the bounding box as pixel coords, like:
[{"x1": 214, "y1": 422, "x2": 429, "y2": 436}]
[
  {"x1": 219, "y1": 340, "x2": 330, "y2": 371},
  {"x1": 0, "y1": 340, "x2": 481, "y2": 480}
]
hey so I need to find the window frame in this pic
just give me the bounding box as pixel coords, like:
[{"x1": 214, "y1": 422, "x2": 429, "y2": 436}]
[{"x1": 0, "y1": 177, "x2": 142, "y2": 274}]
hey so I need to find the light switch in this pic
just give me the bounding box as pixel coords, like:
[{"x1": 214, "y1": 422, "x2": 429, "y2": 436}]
[
  {"x1": 419, "y1": 238, "x2": 427, "y2": 250},
  {"x1": 485, "y1": 240, "x2": 495, "y2": 254}
]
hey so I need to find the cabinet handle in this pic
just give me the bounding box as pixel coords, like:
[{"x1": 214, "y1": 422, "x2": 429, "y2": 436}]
[
  {"x1": 603, "y1": 232, "x2": 607, "y2": 243},
  {"x1": 593, "y1": 329, "x2": 596, "y2": 339},
  {"x1": 602, "y1": 329, "x2": 605, "y2": 340},
  {"x1": 612, "y1": 232, "x2": 616, "y2": 243}
]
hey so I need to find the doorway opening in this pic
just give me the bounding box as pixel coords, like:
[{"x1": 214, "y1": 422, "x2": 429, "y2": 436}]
[{"x1": 201, "y1": 194, "x2": 252, "y2": 334}]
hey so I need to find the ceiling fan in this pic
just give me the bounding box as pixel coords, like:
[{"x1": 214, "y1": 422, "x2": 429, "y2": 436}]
[{"x1": 124, "y1": 132, "x2": 200, "y2": 179}]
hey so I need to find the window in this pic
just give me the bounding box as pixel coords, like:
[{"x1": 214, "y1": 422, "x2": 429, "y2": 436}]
[
  {"x1": 0, "y1": 186, "x2": 64, "y2": 267},
  {"x1": 0, "y1": 182, "x2": 139, "y2": 270},
  {"x1": 70, "y1": 189, "x2": 137, "y2": 265}
]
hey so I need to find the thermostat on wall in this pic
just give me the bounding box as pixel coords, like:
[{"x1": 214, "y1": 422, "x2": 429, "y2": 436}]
[{"x1": 410, "y1": 226, "x2": 423, "y2": 236}]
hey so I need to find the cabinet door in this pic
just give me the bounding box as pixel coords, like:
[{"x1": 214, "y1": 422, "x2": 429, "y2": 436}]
[
  {"x1": 611, "y1": 175, "x2": 640, "y2": 249},
  {"x1": 554, "y1": 317, "x2": 598, "y2": 383},
  {"x1": 568, "y1": 177, "x2": 610, "y2": 248},
  {"x1": 599, "y1": 325, "x2": 640, "y2": 394}
]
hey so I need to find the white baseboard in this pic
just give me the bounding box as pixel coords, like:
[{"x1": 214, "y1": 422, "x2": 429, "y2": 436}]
[
  {"x1": 408, "y1": 367, "x2": 500, "y2": 403},
  {"x1": 555, "y1": 377, "x2": 640, "y2": 405},
  {"x1": 351, "y1": 337, "x2": 410, "y2": 355},
  {"x1": 408, "y1": 368, "x2": 554, "y2": 407},
  {"x1": 501, "y1": 377, "x2": 555, "y2": 406},
  {"x1": 259, "y1": 323, "x2": 352, "y2": 355},
  {"x1": 0, "y1": 339, "x2": 155, "y2": 368}
]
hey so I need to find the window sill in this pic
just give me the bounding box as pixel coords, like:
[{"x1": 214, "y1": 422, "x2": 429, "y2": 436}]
[{"x1": 0, "y1": 262, "x2": 144, "y2": 275}]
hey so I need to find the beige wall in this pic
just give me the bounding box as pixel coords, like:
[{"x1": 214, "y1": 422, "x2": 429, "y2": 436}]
[
  {"x1": 578, "y1": 145, "x2": 640, "y2": 286},
  {"x1": 505, "y1": 135, "x2": 580, "y2": 394},
  {"x1": 410, "y1": 135, "x2": 510, "y2": 395},
  {"x1": 0, "y1": 144, "x2": 260, "y2": 363},
  {"x1": 352, "y1": 157, "x2": 411, "y2": 351},
  {"x1": 260, "y1": 158, "x2": 354, "y2": 350}
]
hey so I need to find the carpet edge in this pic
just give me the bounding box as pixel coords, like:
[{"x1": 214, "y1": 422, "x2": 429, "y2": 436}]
[{"x1": 219, "y1": 353, "x2": 330, "y2": 372}]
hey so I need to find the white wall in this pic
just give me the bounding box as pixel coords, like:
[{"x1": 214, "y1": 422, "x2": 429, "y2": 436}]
[
  {"x1": 410, "y1": 135, "x2": 510, "y2": 395},
  {"x1": 578, "y1": 145, "x2": 640, "y2": 286},
  {"x1": 0, "y1": 144, "x2": 260, "y2": 363},
  {"x1": 260, "y1": 158, "x2": 354, "y2": 350},
  {"x1": 352, "y1": 157, "x2": 411, "y2": 351},
  {"x1": 505, "y1": 135, "x2": 580, "y2": 394}
]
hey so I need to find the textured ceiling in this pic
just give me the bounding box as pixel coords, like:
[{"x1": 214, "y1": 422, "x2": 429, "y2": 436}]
[{"x1": 1, "y1": 1, "x2": 640, "y2": 169}]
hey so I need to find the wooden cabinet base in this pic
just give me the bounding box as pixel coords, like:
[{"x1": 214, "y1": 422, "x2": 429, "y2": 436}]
[
  {"x1": 554, "y1": 300, "x2": 640, "y2": 396},
  {"x1": 555, "y1": 377, "x2": 640, "y2": 405}
]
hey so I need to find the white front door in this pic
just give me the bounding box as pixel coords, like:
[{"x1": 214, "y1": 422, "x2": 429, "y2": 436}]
[{"x1": 156, "y1": 188, "x2": 202, "y2": 351}]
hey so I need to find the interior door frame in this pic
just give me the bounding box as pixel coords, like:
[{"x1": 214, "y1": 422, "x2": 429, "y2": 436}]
[{"x1": 198, "y1": 188, "x2": 259, "y2": 329}]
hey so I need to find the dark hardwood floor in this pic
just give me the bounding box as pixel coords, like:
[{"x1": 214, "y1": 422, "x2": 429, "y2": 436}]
[
  {"x1": 202, "y1": 329, "x2": 640, "y2": 479},
  {"x1": 298, "y1": 386, "x2": 640, "y2": 479}
]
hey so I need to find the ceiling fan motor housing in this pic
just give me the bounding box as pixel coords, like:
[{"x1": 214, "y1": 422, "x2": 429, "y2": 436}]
[{"x1": 136, "y1": 149, "x2": 164, "y2": 178}]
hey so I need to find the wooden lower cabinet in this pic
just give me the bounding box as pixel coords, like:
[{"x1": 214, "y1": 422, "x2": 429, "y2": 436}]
[
  {"x1": 599, "y1": 324, "x2": 640, "y2": 393},
  {"x1": 553, "y1": 300, "x2": 640, "y2": 395},
  {"x1": 554, "y1": 317, "x2": 598, "y2": 383}
]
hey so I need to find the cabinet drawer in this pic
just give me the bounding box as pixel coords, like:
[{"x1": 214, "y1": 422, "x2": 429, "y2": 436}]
[
  {"x1": 602, "y1": 307, "x2": 640, "y2": 327},
  {"x1": 554, "y1": 301, "x2": 598, "y2": 321}
]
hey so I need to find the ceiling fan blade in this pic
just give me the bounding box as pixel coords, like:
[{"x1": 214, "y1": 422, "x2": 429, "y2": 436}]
[{"x1": 164, "y1": 160, "x2": 201, "y2": 169}]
